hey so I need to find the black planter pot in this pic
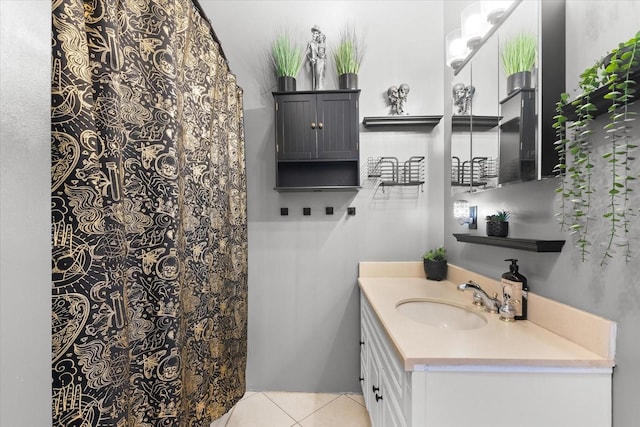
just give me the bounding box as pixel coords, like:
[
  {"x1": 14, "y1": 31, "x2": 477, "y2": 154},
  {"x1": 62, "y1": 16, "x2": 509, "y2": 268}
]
[
  {"x1": 423, "y1": 259, "x2": 448, "y2": 281},
  {"x1": 338, "y1": 73, "x2": 358, "y2": 90},
  {"x1": 486, "y1": 221, "x2": 509, "y2": 237},
  {"x1": 506, "y1": 71, "x2": 531, "y2": 95},
  {"x1": 278, "y1": 76, "x2": 296, "y2": 92}
]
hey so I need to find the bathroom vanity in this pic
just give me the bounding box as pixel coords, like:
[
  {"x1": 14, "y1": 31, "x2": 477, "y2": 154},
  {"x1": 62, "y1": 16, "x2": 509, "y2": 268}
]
[{"x1": 358, "y1": 262, "x2": 616, "y2": 427}]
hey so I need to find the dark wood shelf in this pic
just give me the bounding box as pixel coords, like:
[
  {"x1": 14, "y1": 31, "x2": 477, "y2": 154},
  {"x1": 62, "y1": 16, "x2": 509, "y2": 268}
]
[
  {"x1": 275, "y1": 185, "x2": 361, "y2": 192},
  {"x1": 562, "y1": 67, "x2": 640, "y2": 121},
  {"x1": 362, "y1": 115, "x2": 442, "y2": 129},
  {"x1": 452, "y1": 115, "x2": 501, "y2": 131},
  {"x1": 453, "y1": 233, "x2": 565, "y2": 252}
]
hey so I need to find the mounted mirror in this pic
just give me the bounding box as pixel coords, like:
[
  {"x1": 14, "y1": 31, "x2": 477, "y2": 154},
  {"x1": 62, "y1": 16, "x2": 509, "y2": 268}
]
[{"x1": 447, "y1": 0, "x2": 565, "y2": 195}]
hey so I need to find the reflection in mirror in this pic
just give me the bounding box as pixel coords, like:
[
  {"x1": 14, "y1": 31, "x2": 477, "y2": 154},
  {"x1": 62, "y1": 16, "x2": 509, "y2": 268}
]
[
  {"x1": 452, "y1": 0, "x2": 522, "y2": 77},
  {"x1": 448, "y1": 0, "x2": 564, "y2": 196},
  {"x1": 451, "y1": 65, "x2": 473, "y2": 195},
  {"x1": 450, "y1": 19, "x2": 500, "y2": 195},
  {"x1": 496, "y1": 0, "x2": 539, "y2": 185},
  {"x1": 470, "y1": 35, "x2": 500, "y2": 190}
]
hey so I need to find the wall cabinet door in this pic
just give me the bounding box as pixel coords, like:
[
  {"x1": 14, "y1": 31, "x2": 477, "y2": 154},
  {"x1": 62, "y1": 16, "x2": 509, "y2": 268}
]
[
  {"x1": 275, "y1": 91, "x2": 359, "y2": 161},
  {"x1": 315, "y1": 92, "x2": 359, "y2": 159},
  {"x1": 275, "y1": 93, "x2": 318, "y2": 160}
]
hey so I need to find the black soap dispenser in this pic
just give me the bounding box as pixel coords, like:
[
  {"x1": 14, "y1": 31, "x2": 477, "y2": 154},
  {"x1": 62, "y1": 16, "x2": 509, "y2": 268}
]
[{"x1": 501, "y1": 259, "x2": 528, "y2": 320}]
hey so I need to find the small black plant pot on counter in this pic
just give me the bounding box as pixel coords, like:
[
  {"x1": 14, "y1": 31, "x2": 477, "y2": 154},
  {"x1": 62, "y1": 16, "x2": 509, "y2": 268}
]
[
  {"x1": 423, "y1": 260, "x2": 447, "y2": 281},
  {"x1": 486, "y1": 221, "x2": 509, "y2": 237}
]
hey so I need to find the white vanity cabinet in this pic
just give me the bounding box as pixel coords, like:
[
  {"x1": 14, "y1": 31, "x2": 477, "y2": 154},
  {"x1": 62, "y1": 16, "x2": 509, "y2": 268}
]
[{"x1": 360, "y1": 290, "x2": 613, "y2": 427}]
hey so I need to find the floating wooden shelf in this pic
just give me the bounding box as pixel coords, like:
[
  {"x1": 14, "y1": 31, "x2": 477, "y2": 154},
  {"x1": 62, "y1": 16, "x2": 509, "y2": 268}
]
[
  {"x1": 562, "y1": 67, "x2": 640, "y2": 121},
  {"x1": 274, "y1": 185, "x2": 361, "y2": 192},
  {"x1": 452, "y1": 115, "x2": 501, "y2": 131},
  {"x1": 453, "y1": 233, "x2": 565, "y2": 252},
  {"x1": 362, "y1": 115, "x2": 442, "y2": 129}
]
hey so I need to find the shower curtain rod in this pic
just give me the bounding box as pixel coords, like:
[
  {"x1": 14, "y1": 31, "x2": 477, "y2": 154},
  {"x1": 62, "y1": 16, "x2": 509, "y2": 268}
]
[{"x1": 191, "y1": 0, "x2": 229, "y2": 63}]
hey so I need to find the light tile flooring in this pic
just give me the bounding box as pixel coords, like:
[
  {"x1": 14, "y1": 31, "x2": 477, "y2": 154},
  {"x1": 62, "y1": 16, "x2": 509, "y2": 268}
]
[{"x1": 210, "y1": 392, "x2": 372, "y2": 427}]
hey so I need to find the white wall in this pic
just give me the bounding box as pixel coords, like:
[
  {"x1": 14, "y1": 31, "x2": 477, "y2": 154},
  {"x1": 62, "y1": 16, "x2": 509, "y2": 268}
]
[
  {"x1": 0, "y1": 1, "x2": 52, "y2": 425},
  {"x1": 445, "y1": 2, "x2": 640, "y2": 425},
  {"x1": 202, "y1": 1, "x2": 445, "y2": 392}
]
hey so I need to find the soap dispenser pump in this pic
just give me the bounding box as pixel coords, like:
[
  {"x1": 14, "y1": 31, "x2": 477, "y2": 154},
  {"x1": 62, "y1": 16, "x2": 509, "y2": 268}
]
[{"x1": 501, "y1": 259, "x2": 528, "y2": 320}]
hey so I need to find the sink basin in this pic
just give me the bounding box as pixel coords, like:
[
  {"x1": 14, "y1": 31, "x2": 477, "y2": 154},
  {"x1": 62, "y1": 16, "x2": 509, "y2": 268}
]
[{"x1": 396, "y1": 299, "x2": 487, "y2": 330}]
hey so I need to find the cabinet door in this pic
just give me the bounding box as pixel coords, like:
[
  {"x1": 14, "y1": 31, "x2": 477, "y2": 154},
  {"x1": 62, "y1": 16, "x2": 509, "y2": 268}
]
[
  {"x1": 499, "y1": 89, "x2": 536, "y2": 183},
  {"x1": 275, "y1": 93, "x2": 318, "y2": 160},
  {"x1": 361, "y1": 294, "x2": 407, "y2": 427},
  {"x1": 316, "y1": 92, "x2": 359, "y2": 159},
  {"x1": 368, "y1": 349, "x2": 383, "y2": 427}
]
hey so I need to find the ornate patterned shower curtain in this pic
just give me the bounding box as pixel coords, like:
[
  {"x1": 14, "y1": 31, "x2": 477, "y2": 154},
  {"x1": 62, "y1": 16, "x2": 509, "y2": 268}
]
[{"x1": 51, "y1": 0, "x2": 247, "y2": 425}]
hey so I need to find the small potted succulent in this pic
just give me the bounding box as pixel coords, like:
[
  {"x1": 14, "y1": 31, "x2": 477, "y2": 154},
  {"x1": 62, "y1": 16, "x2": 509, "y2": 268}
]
[
  {"x1": 423, "y1": 246, "x2": 447, "y2": 281},
  {"x1": 486, "y1": 210, "x2": 510, "y2": 237}
]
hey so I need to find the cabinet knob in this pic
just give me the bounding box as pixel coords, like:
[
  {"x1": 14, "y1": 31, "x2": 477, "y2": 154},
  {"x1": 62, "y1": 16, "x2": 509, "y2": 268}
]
[
  {"x1": 372, "y1": 385, "x2": 379, "y2": 393},
  {"x1": 311, "y1": 122, "x2": 316, "y2": 129},
  {"x1": 318, "y1": 122, "x2": 324, "y2": 129},
  {"x1": 359, "y1": 376, "x2": 364, "y2": 382},
  {"x1": 359, "y1": 340, "x2": 364, "y2": 346},
  {"x1": 375, "y1": 393, "x2": 383, "y2": 402}
]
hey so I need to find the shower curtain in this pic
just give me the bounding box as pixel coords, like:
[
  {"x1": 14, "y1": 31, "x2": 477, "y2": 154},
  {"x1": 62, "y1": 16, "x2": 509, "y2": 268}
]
[{"x1": 51, "y1": 0, "x2": 247, "y2": 425}]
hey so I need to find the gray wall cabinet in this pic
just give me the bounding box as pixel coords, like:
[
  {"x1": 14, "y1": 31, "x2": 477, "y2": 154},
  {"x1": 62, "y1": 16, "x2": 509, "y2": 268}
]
[{"x1": 274, "y1": 90, "x2": 360, "y2": 191}]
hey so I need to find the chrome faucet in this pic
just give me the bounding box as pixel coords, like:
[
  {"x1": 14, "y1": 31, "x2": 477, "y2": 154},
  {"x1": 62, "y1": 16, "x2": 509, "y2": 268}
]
[{"x1": 457, "y1": 281, "x2": 501, "y2": 313}]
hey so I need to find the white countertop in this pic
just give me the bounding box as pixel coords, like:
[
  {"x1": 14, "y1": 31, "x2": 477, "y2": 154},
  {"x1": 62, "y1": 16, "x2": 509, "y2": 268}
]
[{"x1": 359, "y1": 276, "x2": 615, "y2": 371}]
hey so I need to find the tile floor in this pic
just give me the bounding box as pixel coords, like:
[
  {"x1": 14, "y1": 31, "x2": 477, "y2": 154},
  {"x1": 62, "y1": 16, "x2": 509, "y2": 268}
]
[{"x1": 210, "y1": 391, "x2": 372, "y2": 427}]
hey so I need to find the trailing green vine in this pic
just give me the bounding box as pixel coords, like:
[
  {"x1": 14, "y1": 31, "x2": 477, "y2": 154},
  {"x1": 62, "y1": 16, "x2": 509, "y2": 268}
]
[
  {"x1": 555, "y1": 63, "x2": 601, "y2": 260},
  {"x1": 554, "y1": 31, "x2": 639, "y2": 264},
  {"x1": 601, "y1": 33, "x2": 639, "y2": 264}
]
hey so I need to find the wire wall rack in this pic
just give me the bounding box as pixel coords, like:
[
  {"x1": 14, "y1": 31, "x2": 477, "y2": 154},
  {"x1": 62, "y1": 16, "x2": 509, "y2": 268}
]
[
  {"x1": 451, "y1": 156, "x2": 498, "y2": 187},
  {"x1": 367, "y1": 156, "x2": 425, "y2": 191}
]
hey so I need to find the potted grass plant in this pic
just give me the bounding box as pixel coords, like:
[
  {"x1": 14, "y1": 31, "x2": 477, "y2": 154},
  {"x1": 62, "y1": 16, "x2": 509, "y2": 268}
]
[
  {"x1": 271, "y1": 32, "x2": 303, "y2": 91},
  {"x1": 423, "y1": 246, "x2": 447, "y2": 281},
  {"x1": 334, "y1": 26, "x2": 364, "y2": 89},
  {"x1": 501, "y1": 33, "x2": 537, "y2": 95}
]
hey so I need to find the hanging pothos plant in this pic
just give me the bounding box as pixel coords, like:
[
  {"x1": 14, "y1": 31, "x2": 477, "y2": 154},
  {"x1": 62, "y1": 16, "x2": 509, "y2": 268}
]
[{"x1": 554, "y1": 31, "x2": 639, "y2": 265}]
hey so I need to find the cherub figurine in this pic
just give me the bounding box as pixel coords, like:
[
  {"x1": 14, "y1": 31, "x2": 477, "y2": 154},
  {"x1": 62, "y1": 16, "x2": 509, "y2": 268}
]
[
  {"x1": 387, "y1": 86, "x2": 399, "y2": 114},
  {"x1": 397, "y1": 83, "x2": 410, "y2": 115},
  {"x1": 452, "y1": 83, "x2": 475, "y2": 115},
  {"x1": 387, "y1": 83, "x2": 410, "y2": 115}
]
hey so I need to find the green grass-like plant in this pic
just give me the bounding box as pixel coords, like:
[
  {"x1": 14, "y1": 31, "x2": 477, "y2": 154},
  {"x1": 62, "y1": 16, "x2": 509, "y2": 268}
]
[
  {"x1": 271, "y1": 33, "x2": 303, "y2": 77},
  {"x1": 501, "y1": 33, "x2": 537, "y2": 76},
  {"x1": 423, "y1": 246, "x2": 447, "y2": 262},
  {"x1": 334, "y1": 27, "x2": 364, "y2": 75}
]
